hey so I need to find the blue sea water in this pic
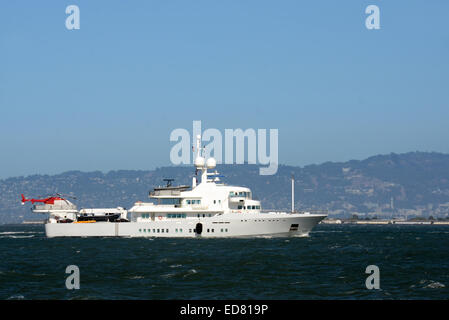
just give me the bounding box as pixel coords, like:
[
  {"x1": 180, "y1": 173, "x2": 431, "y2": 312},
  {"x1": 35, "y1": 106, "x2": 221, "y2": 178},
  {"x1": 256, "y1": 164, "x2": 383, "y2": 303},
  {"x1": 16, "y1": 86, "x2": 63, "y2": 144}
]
[{"x1": 0, "y1": 224, "x2": 448, "y2": 300}]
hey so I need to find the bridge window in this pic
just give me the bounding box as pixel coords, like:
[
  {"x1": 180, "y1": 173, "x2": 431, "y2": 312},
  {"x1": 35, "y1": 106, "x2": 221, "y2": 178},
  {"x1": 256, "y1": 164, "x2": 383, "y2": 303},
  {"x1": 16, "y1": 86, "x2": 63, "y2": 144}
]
[
  {"x1": 159, "y1": 198, "x2": 181, "y2": 205},
  {"x1": 187, "y1": 199, "x2": 201, "y2": 205},
  {"x1": 230, "y1": 191, "x2": 247, "y2": 198}
]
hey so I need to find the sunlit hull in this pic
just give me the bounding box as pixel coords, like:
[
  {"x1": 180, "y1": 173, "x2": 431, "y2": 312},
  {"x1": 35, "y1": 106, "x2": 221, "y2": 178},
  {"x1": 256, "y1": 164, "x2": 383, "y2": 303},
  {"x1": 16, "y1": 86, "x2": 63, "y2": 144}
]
[{"x1": 45, "y1": 213, "x2": 326, "y2": 238}]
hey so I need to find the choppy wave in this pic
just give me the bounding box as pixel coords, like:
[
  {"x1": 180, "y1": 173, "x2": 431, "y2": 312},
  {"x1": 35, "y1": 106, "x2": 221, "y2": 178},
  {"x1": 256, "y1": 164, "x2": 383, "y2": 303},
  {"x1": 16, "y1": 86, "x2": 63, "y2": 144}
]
[
  {"x1": 0, "y1": 231, "x2": 37, "y2": 235},
  {"x1": 1, "y1": 224, "x2": 449, "y2": 299},
  {"x1": 0, "y1": 235, "x2": 35, "y2": 239},
  {"x1": 421, "y1": 280, "x2": 446, "y2": 289},
  {"x1": 161, "y1": 273, "x2": 177, "y2": 278},
  {"x1": 127, "y1": 275, "x2": 145, "y2": 280}
]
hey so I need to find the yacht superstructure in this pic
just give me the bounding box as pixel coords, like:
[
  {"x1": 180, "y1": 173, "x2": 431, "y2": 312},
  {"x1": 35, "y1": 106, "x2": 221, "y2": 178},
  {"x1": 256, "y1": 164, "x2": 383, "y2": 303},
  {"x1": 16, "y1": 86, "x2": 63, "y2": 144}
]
[{"x1": 22, "y1": 136, "x2": 327, "y2": 238}]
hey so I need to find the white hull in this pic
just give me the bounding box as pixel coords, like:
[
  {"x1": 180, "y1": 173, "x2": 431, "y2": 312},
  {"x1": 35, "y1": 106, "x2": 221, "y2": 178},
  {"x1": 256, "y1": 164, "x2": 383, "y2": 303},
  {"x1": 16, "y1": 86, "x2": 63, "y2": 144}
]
[{"x1": 45, "y1": 213, "x2": 326, "y2": 238}]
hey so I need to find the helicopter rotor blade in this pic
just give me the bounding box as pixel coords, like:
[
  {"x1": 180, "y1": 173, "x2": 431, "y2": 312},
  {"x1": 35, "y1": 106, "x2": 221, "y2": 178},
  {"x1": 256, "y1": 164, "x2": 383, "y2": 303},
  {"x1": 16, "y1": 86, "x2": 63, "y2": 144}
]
[{"x1": 56, "y1": 192, "x2": 77, "y2": 200}]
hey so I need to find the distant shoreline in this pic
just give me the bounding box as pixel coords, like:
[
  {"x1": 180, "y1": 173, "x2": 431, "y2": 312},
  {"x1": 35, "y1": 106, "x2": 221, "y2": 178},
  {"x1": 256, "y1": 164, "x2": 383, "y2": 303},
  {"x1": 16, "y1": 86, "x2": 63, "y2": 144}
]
[{"x1": 321, "y1": 219, "x2": 449, "y2": 225}]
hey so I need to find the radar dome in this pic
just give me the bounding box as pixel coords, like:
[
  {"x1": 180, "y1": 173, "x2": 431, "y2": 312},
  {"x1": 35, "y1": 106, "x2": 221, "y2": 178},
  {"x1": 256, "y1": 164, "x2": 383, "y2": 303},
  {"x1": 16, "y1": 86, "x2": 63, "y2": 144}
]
[
  {"x1": 206, "y1": 158, "x2": 217, "y2": 169},
  {"x1": 194, "y1": 156, "x2": 205, "y2": 167}
]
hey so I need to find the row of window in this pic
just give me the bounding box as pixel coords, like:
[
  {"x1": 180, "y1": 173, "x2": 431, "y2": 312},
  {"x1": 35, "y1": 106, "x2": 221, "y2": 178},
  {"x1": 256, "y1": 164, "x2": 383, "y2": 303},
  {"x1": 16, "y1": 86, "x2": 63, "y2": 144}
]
[
  {"x1": 186, "y1": 199, "x2": 201, "y2": 204},
  {"x1": 157, "y1": 198, "x2": 202, "y2": 205},
  {"x1": 139, "y1": 228, "x2": 170, "y2": 233},
  {"x1": 159, "y1": 198, "x2": 181, "y2": 205},
  {"x1": 206, "y1": 228, "x2": 229, "y2": 233},
  {"x1": 157, "y1": 198, "x2": 262, "y2": 206},
  {"x1": 237, "y1": 205, "x2": 261, "y2": 210},
  {"x1": 140, "y1": 213, "x2": 217, "y2": 219},
  {"x1": 230, "y1": 191, "x2": 250, "y2": 198},
  {"x1": 138, "y1": 228, "x2": 229, "y2": 233},
  {"x1": 197, "y1": 213, "x2": 213, "y2": 218},
  {"x1": 167, "y1": 213, "x2": 187, "y2": 219}
]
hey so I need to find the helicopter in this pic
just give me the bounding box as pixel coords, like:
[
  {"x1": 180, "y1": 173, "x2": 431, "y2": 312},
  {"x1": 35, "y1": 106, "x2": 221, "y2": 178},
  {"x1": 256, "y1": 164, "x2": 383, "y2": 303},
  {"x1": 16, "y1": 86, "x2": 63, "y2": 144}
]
[{"x1": 21, "y1": 193, "x2": 77, "y2": 205}]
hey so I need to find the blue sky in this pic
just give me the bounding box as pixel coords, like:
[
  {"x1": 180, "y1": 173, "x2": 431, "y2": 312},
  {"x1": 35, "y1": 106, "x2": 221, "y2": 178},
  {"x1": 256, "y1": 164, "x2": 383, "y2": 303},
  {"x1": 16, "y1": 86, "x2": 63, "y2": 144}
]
[{"x1": 1, "y1": 1, "x2": 448, "y2": 178}]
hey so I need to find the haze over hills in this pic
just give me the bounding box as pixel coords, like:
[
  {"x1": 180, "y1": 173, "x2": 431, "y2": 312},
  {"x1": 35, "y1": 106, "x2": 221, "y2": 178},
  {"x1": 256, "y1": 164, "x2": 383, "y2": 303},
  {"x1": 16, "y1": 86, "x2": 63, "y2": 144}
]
[{"x1": 1, "y1": 152, "x2": 449, "y2": 224}]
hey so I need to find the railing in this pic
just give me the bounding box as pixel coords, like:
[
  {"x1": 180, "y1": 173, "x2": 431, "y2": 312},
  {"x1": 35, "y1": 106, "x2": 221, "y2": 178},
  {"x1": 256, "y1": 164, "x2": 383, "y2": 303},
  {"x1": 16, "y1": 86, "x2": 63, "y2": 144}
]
[
  {"x1": 33, "y1": 204, "x2": 77, "y2": 211},
  {"x1": 299, "y1": 210, "x2": 328, "y2": 215},
  {"x1": 260, "y1": 210, "x2": 328, "y2": 215},
  {"x1": 229, "y1": 194, "x2": 249, "y2": 199},
  {"x1": 192, "y1": 204, "x2": 209, "y2": 210},
  {"x1": 150, "y1": 190, "x2": 182, "y2": 197}
]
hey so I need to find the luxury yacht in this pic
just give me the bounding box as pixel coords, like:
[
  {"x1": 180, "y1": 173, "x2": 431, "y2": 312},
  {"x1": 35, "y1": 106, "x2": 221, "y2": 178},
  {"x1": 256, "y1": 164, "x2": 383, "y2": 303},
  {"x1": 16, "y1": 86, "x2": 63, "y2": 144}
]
[{"x1": 22, "y1": 136, "x2": 327, "y2": 237}]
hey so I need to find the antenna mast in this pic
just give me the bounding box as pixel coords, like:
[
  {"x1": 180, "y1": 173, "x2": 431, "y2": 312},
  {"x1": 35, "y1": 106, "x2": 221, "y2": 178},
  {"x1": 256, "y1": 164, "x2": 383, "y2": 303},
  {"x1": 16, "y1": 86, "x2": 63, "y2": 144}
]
[{"x1": 291, "y1": 174, "x2": 295, "y2": 213}]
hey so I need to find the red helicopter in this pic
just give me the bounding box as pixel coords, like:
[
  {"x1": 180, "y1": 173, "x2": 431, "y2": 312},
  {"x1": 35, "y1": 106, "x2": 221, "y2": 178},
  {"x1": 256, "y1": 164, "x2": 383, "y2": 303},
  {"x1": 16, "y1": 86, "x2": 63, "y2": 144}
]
[{"x1": 21, "y1": 193, "x2": 76, "y2": 205}]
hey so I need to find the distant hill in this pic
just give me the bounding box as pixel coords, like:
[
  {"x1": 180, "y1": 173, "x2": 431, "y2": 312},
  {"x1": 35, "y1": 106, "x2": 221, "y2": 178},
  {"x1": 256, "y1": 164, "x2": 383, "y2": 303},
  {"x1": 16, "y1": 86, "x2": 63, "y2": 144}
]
[{"x1": 2, "y1": 152, "x2": 449, "y2": 224}]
